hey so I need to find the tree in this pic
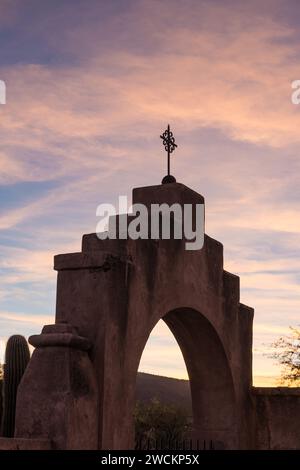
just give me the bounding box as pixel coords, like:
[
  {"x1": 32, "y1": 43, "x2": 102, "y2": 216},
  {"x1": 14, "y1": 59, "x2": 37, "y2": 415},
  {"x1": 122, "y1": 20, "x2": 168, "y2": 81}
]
[
  {"x1": 134, "y1": 398, "x2": 190, "y2": 449},
  {"x1": 269, "y1": 327, "x2": 300, "y2": 386}
]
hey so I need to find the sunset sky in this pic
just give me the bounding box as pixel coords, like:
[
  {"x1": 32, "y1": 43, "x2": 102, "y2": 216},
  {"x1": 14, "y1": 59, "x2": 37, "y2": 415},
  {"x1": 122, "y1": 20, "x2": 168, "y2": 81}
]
[{"x1": 1, "y1": 0, "x2": 300, "y2": 385}]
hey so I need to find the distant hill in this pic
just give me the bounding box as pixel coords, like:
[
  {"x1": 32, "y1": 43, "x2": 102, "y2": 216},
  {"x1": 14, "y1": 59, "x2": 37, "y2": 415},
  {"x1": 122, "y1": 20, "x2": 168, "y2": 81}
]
[{"x1": 136, "y1": 372, "x2": 192, "y2": 414}]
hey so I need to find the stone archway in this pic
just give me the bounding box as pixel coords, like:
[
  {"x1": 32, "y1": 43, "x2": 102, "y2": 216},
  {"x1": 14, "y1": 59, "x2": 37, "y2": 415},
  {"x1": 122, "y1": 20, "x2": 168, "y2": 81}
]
[
  {"x1": 12, "y1": 182, "x2": 255, "y2": 450},
  {"x1": 163, "y1": 308, "x2": 236, "y2": 448},
  {"x1": 136, "y1": 307, "x2": 237, "y2": 449}
]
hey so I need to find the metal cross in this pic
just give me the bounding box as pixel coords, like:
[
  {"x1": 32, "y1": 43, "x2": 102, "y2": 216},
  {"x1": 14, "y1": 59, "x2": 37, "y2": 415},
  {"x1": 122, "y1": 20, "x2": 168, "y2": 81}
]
[{"x1": 160, "y1": 124, "x2": 177, "y2": 176}]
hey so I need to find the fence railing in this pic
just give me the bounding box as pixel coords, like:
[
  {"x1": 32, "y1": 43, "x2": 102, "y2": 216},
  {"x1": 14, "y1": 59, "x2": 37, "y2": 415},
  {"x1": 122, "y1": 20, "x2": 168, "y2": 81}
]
[{"x1": 135, "y1": 438, "x2": 217, "y2": 450}]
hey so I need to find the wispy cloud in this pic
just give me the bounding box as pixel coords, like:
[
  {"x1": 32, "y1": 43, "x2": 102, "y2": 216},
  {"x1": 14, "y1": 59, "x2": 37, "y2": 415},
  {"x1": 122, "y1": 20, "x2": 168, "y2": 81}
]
[{"x1": 0, "y1": 0, "x2": 300, "y2": 380}]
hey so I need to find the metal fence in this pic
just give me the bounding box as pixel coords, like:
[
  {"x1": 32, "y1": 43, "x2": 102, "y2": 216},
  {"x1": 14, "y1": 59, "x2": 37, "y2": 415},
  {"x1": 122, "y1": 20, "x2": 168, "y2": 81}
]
[{"x1": 135, "y1": 438, "x2": 217, "y2": 450}]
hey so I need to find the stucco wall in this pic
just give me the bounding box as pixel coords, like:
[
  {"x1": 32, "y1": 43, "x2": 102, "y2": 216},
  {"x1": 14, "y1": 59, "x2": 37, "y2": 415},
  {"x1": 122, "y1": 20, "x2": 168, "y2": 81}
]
[{"x1": 253, "y1": 387, "x2": 300, "y2": 449}]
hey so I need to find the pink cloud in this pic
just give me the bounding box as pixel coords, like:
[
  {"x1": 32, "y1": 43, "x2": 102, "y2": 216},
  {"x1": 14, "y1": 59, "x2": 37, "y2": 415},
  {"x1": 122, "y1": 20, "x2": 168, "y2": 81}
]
[{"x1": 0, "y1": 0, "x2": 300, "y2": 381}]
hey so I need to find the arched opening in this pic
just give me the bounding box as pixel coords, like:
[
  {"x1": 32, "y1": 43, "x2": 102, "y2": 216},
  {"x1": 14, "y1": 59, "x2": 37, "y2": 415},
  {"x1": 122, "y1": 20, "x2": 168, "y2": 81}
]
[
  {"x1": 138, "y1": 319, "x2": 190, "y2": 379},
  {"x1": 136, "y1": 319, "x2": 192, "y2": 449},
  {"x1": 134, "y1": 308, "x2": 236, "y2": 450}
]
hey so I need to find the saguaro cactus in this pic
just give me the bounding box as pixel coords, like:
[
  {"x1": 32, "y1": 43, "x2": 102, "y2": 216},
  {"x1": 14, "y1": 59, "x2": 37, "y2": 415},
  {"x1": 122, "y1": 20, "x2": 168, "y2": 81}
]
[
  {"x1": 0, "y1": 366, "x2": 3, "y2": 429},
  {"x1": 1, "y1": 335, "x2": 30, "y2": 437}
]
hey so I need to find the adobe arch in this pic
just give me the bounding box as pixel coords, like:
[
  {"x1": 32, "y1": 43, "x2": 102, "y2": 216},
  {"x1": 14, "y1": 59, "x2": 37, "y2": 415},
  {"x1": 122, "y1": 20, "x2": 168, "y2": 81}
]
[
  {"x1": 162, "y1": 308, "x2": 236, "y2": 447},
  {"x1": 139, "y1": 307, "x2": 237, "y2": 448},
  {"x1": 12, "y1": 182, "x2": 255, "y2": 449}
]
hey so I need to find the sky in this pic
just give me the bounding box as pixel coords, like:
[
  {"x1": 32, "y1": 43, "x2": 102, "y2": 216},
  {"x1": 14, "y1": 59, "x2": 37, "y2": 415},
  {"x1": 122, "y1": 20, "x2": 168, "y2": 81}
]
[{"x1": 0, "y1": 0, "x2": 300, "y2": 385}]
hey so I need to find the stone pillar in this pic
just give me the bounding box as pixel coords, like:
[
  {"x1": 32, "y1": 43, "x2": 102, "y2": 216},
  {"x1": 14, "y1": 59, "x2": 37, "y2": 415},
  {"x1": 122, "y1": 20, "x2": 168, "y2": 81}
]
[{"x1": 14, "y1": 323, "x2": 98, "y2": 449}]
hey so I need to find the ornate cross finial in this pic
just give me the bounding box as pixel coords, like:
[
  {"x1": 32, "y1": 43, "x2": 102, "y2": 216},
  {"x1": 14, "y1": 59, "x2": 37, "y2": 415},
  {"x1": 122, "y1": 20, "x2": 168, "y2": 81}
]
[{"x1": 160, "y1": 124, "x2": 177, "y2": 184}]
